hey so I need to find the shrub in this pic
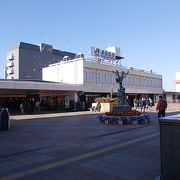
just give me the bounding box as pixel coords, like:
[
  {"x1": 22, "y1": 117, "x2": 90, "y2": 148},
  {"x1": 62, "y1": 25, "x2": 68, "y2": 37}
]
[
  {"x1": 105, "y1": 109, "x2": 141, "y2": 116},
  {"x1": 94, "y1": 97, "x2": 118, "y2": 103}
]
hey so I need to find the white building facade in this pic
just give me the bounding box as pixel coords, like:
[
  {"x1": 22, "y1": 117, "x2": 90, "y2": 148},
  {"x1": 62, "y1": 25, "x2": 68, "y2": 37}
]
[
  {"x1": 42, "y1": 56, "x2": 163, "y2": 100},
  {"x1": 175, "y1": 72, "x2": 180, "y2": 92}
]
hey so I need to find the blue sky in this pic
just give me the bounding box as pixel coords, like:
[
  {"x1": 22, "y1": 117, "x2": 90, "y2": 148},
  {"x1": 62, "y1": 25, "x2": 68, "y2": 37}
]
[{"x1": 0, "y1": 0, "x2": 180, "y2": 91}]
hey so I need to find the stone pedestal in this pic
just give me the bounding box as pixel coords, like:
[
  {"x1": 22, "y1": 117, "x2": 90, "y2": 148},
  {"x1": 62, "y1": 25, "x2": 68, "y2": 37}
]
[{"x1": 113, "y1": 105, "x2": 132, "y2": 115}]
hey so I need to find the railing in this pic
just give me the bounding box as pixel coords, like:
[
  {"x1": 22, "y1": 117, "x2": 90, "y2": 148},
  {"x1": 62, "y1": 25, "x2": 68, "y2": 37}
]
[
  {"x1": 7, "y1": 62, "x2": 14, "y2": 67},
  {"x1": 7, "y1": 69, "x2": 14, "y2": 74},
  {"x1": 85, "y1": 57, "x2": 157, "y2": 75},
  {"x1": 7, "y1": 55, "x2": 14, "y2": 60},
  {"x1": 46, "y1": 56, "x2": 159, "y2": 75}
]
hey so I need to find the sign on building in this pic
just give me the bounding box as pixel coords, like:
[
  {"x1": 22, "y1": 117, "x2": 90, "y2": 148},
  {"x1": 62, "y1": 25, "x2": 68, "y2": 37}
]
[
  {"x1": 91, "y1": 46, "x2": 122, "y2": 60},
  {"x1": 91, "y1": 47, "x2": 116, "y2": 59}
]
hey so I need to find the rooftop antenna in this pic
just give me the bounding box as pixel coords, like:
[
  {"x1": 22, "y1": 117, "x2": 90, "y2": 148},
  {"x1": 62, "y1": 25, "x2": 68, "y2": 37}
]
[{"x1": 45, "y1": 35, "x2": 47, "y2": 44}]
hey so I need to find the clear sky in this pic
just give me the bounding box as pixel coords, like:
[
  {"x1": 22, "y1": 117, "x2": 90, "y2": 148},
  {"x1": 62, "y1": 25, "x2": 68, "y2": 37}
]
[{"x1": 0, "y1": 0, "x2": 180, "y2": 91}]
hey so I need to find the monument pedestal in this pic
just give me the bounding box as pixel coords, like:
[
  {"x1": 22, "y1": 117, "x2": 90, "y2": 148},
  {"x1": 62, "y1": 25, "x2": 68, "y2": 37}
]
[{"x1": 113, "y1": 105, "x2": 132, "y2": 115}]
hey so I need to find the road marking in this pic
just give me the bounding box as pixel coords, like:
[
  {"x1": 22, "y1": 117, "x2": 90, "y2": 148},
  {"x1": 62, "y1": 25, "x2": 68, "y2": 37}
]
[{"x1": 0, "y1": 132, "x2": 159, "y2": 180}]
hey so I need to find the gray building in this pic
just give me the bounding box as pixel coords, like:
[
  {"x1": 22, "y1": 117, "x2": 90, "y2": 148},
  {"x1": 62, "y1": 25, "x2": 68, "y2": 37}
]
[{"x1": 5, "y1": 42, "x2": 75, "y2": 80}]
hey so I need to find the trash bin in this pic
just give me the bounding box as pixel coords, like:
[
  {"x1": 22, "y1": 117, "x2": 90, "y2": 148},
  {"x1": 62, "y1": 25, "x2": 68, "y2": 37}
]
[
  {"x1": 159, "y1": 114, "x2": 180, "y2": 180},
  {"x1": 0, "y1": 108, "x2": 10, "y2": 131}
]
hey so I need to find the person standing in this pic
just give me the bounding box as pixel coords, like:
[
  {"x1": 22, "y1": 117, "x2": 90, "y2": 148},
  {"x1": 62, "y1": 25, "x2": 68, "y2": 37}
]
[
  {"x1": 95, "y1": 102, "x2": 101, "y2": 112},
  {"x1": 35, "y1": 100, "x2": 40, "y2": 113},
  {"x1": 162, "y1": 96, "x2": 167, "y2": 115},
  {"x1": 156, "y1": 96, "x2": 167, "y2": 118},
  {"x1": 149, "y1": 97, "x2": 153, "y2": 108},
  {"x1": 142, "y1": 98, "x2": 147, "y2": 112},
  {"x1": 133, "y1": 98, "x2": 137, "y2": 109},
  {"x1": 19, "y1": 102, "x2": 24, "y2": 114}
]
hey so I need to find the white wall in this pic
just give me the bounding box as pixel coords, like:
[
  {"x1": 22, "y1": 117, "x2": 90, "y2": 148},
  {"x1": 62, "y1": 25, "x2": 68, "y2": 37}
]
[
  {"x1": 42, "y1": 58, "x2": 84, "y2": 84},
  {"x1": 43, "y1": 65, "x2": 59, "y2": 82}
]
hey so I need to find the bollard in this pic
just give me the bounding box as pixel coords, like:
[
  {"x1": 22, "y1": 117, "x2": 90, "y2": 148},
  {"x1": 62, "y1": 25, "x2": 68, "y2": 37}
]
[{"x1": 0, "y1": 108, "x2": 10, "y2": 131}]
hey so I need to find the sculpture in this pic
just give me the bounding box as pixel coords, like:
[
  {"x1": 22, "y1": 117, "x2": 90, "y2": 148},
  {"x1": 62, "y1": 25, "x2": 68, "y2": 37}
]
[{"x1": 112, "y1": 70, "x2": 129, "y2": 105}]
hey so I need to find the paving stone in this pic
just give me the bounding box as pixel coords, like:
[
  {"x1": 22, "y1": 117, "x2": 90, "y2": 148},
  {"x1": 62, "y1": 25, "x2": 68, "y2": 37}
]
[{"x1": 0, "y1": 110, "x2": 179, "y2": 179}]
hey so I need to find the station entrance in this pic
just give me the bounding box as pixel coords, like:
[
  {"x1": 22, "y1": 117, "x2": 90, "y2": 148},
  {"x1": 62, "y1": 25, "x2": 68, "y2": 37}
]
[{"x1": 0, "y1": 90, "x2": 67, "y2": 115}]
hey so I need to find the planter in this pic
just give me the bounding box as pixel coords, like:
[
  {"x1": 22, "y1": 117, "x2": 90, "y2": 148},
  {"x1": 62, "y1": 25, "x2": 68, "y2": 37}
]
[
  {"x1": 96, "y1": 115, "x2": 151, "y2": 125},
  {"x1": 92, "y1": 103, "x2": 117, "y2": 112}
]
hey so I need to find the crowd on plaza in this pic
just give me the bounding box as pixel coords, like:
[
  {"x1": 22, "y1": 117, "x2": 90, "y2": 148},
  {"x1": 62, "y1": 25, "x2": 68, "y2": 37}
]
[
  {"x1": 133, "y1": 97, "x2": 153, "y2": 112},
  {"x1": 133, "y1": 96, "x2": 168, "y2": 118}
]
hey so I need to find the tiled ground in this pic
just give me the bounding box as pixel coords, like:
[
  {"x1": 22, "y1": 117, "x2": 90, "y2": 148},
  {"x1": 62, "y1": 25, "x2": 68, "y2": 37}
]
[{"x1": 0, "y1": 108, "x2": 180, "y2": 180}]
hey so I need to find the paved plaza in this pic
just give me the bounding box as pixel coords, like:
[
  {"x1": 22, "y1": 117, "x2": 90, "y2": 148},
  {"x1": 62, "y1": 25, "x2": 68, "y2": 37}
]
[{"x1": 0, "y1": 105, "x2": 180, "y2": 180}]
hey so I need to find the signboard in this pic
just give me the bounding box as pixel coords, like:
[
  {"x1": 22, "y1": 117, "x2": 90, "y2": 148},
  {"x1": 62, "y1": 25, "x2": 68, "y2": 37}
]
[{"x1": 91, "y1": 47, "x2": 116, "y2": 60}]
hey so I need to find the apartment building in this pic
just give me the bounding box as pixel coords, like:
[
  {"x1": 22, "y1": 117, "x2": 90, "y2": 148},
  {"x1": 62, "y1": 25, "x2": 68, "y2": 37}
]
[{"x1": 5, "y1": 42, "x2": 75, "y2": 80}]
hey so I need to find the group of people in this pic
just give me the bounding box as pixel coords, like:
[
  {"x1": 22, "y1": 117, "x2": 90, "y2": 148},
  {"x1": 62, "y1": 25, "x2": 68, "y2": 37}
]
[
  {"x1": 133, "y1": 98, "x2": 153, "y2": 112},
  {"x1": 133, "y1": 96, "x2": 168, "y2": 118},
  {"x1": 19, "y1": 100, "x2": 40, "y2": 114},
  {"x1": 93, "y1": 96, "x2": 168, "y2": 118}
]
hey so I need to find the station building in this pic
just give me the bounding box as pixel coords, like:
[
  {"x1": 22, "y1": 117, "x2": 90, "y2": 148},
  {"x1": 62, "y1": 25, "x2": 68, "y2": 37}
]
[
  {"x1": 42, "y1": 53, "x2": 163, "y2": 107},
  {"x1": 1, "y1": 43, "x2": 165, "y2": 113}
]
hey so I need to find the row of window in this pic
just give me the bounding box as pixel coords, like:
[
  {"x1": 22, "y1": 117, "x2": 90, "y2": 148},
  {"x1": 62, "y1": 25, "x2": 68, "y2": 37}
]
[
  {"x1": 32, "y1": 55, "x2": 60, "y2": 63},
  {"x1": 84, "y1": 71, "x2": 162, "y2": 87}
]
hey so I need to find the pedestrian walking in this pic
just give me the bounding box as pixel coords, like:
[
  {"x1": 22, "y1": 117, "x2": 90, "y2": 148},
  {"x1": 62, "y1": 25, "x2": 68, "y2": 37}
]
[
  {"x1": 145, "y1": 98, "x2": 149, "y2": 110},
  {"x1": 156, "y1": 96, "x2": 167, "y2": 118},
  {"x1": 149, "y1": 97, "x2": 153, "y2": 108},
  {"x1": 19, "y1": 102, "x2": 24, "y2": 114},
  {"x1": 35, "y1": 100, "x2": 40, "y2": 113},
  {"x1": 133, "y1": 98, "x2": 137, "y2": 109},
  {"x1": 140, "y1": 98, "x2": 146, "y2": 112},
  {"x1": 142, "y1": 98, "x2": 147, "y2": 112},
  {"x1": 95, "y1": 102, "x2": 101, "y2": 112}
]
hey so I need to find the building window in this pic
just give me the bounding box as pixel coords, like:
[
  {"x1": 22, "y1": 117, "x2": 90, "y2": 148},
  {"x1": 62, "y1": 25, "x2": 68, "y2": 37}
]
[
  {"x1": 150, "y1": 80, "x2": 152, "y2": 86},
  {"x1": 104, "y1": 74, "x2": 106, "y2": 82},
  {"x1": 93, "y1": 72, "x2": 96, "y2": 82},
  {"x1": 96, "y1": 73, "x2": 100, "y2": 82},
  {"x1": 112, "y1": 75, "x2": 116, "y2": 83},
  {"x1": 84, "y1": 71, "x2": 87, "y2": 81},
  {"x1": 89, "y1": 72, "x2": 92, "y2": 81},
  {"x1": 172, "y1": 95, "x2": 176, "y2": 100},
  {"x1": 100, "y1": 73, "x2": 105, "y2": 82},
  {"x1": 108, "y1": 74, "x2": 112, "y2": 83}
]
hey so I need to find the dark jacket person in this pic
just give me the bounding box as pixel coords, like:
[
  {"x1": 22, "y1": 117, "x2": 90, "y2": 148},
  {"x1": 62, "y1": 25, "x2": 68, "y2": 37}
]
[{"x1": 156, "y1": 96, "x2": 167, "y2": 118}]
